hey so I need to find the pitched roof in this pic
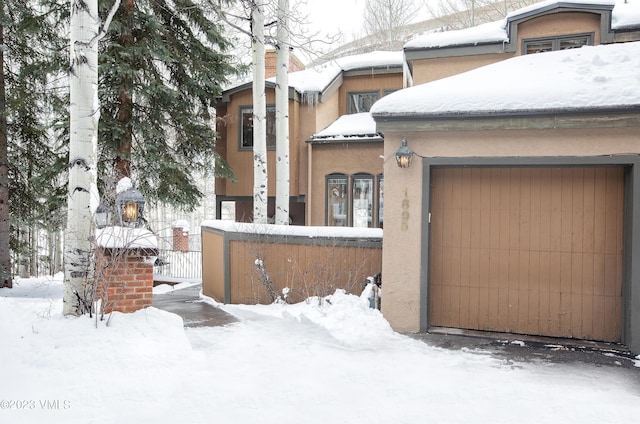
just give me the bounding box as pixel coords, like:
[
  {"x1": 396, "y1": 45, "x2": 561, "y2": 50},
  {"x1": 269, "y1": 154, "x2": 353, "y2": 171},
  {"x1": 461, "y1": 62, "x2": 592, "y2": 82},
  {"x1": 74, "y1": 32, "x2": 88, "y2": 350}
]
[
  {"x1": 220, "y1": 51, "x2": 403, "y2": 103},
  {"x1": 404, "y1": 0, "x2": 638, "y2": 51}
]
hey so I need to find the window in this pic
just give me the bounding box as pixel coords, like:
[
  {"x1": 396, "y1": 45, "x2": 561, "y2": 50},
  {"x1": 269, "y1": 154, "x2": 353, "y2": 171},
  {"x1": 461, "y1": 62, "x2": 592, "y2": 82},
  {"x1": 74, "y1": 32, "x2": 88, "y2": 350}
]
[
  {"x1": 326, "y1": 173, "x2": 383, "y2": 228},
  {"x1": 220, "y1": 201, "x2": 235, "y2": 220},
  {"x1": 523, "y1": 33, "x2": 592, "y2": 55},
  {"x1": 327, "y1": 175, "x2": 348, "y2": 227},
  {"x1": 347, "y1": 91, "x2": 380, "y2": 114},
  {"x1": 352, "y1": 174, "x2": 374, "y2": 228},
  {"x1": 239, "y1": 105, "x2": 276, "y2": 149}
]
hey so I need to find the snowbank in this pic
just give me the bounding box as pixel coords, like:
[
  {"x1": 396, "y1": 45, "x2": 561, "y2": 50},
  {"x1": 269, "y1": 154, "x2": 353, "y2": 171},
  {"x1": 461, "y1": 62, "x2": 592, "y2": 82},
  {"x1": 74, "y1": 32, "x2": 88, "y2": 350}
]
[
  {"x1": 2, "y1": 275, "x2": 638, "y2": 423},
  {"x1": 96, "y1": 226, "x2": 158, "y2": 249},
  {"x1": 200, "y1": 219, "x2": 382, "y2": 239}
]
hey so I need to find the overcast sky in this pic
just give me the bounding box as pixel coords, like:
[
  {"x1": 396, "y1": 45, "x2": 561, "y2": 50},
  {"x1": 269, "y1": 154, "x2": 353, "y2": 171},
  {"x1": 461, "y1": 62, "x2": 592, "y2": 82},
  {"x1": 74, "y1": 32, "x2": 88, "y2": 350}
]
[{"x1": 304, "y1": 0, "x2": 367, "y2": 41}]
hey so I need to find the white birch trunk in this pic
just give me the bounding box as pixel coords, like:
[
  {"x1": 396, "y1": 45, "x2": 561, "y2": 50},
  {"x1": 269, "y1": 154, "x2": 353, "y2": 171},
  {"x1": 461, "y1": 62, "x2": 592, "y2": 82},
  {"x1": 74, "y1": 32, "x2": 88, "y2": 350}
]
[
  {"x1": 64, "y1": 0, "x2": 100, "y2": 316},
  {"x1": 252, "y1": 2, "x2": 268, "y2": 224},
  {"x1": 275, "y1": 0, "x2": 290, "y2": 225}
]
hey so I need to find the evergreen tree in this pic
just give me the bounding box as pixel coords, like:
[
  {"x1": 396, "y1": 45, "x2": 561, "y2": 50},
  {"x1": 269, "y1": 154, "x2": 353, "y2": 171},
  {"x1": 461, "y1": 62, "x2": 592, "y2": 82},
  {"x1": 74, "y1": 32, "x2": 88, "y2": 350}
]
[
  {"x1": 1, "y1": 1, "x2": 67, "y2": 286},
  {"x1": 98, "y1": 0, "x2": 240, "y2": 211}
]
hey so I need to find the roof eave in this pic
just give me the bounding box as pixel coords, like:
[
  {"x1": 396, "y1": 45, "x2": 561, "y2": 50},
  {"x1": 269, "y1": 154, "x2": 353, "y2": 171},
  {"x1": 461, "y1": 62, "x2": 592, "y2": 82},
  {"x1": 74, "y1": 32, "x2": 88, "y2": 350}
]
[{"x1": 372, "y1": 106, "x2": 640, "y2": 131}]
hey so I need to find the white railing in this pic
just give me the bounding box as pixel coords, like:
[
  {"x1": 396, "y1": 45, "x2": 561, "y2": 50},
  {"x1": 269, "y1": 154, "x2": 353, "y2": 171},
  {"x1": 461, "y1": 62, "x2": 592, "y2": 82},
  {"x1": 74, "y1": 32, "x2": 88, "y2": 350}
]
[{"x1": 154, "y1": 250, "x2": 202, "y2": 280}]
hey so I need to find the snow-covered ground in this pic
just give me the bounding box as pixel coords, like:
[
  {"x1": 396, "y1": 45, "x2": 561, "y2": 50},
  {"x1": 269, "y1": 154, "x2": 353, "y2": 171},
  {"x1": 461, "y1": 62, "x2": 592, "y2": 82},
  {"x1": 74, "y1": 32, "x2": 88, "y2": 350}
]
[{"x1": 1, "y1": 274, "x2": 639, "y2": 424}]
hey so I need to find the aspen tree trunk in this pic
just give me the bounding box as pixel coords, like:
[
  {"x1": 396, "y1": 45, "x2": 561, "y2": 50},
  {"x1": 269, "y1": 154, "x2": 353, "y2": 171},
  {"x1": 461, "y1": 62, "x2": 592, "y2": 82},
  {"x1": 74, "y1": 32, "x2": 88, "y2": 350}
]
[
  {"x1": 275, "y1": 0, "x2": 290, "y2": 225},
  {"x1": 251, "y1": 2, "x2": 268, "y2": 224},
  {"x1": 0, "y1": 18, "x2": 11, "y2": 288},
  {"x1": 64, "y1": 0, "x2": 100, "y2": 315}
]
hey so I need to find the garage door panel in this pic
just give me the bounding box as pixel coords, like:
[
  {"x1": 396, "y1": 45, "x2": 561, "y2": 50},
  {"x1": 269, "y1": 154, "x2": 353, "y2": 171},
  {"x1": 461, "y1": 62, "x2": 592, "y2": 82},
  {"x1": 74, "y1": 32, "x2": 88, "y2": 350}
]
[{"x1": 429, "y1": 166, "x2": 623, "y2": 342}]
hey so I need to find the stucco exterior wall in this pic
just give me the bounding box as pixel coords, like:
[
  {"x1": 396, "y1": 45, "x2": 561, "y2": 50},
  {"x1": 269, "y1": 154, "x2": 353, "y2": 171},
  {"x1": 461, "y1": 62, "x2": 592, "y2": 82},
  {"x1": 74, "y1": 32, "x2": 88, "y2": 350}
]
[
  {"x1": 380, "y1": 136, "x2": 424, "y2": 332},
  {"x1": 219, "y1": 89, "x2": 301, "y2": 198},
  {"x1": 410, "y1": 53, "x2": 511, "y2": 85},
  {"x1": 338, "y1": 73, "x2": 403, "y2": 115},
  {"x1": 515, "y1": 12, "x2": 603, "y2": 54},
  {"x1": 307, "y1": 142, "x2": 383, "y2": 226}
]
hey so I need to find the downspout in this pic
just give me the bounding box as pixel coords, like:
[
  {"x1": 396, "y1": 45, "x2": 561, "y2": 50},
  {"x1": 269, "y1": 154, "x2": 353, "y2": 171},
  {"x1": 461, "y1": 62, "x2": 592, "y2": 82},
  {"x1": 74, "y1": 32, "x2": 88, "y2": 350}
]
[{"x1": 307, "y1": 140, "x2": 313, "y2": 225}]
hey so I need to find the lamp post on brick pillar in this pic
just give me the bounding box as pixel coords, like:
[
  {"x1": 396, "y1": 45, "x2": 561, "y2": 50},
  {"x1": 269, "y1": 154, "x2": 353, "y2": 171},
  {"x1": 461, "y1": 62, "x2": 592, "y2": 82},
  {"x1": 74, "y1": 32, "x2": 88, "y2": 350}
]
[{"x1": 94, "y1": 178, "x2": 157, "y2": 315}]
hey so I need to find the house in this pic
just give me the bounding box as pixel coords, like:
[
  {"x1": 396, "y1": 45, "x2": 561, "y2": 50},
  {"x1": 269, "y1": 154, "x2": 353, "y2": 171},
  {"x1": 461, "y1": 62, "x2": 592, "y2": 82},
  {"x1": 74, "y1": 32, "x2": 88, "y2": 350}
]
[
  {"x1": 371, "y1": 0, "x2": 640, "y2": 352},
  {"x1": 214, "y1": 51, "x2": 403, "y2": 227},
  {"x1": 209, "y1": 0, "x2": 640, "y2": 352}
]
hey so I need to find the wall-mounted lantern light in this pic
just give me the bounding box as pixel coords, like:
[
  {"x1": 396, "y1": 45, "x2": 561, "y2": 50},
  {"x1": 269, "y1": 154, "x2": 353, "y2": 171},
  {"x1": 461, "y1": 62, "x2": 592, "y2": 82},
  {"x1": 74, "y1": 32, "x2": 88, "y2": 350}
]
[
  {"x1": 395, "y1": 137, "x2": 413, "y2": 169},
  {"x1": 95, "y1": 201, "x2": 112, "y2": 229},
  {"x1": 116, "y1": 186, "x2": 146, "y2": 228}
]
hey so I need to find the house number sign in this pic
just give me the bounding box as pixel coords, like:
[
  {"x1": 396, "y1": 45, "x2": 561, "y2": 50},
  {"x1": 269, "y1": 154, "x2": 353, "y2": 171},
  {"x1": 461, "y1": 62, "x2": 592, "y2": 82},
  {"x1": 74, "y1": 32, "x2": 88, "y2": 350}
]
[{"x1": 401, "y1": 188, "x2": 409, "y2": 231}]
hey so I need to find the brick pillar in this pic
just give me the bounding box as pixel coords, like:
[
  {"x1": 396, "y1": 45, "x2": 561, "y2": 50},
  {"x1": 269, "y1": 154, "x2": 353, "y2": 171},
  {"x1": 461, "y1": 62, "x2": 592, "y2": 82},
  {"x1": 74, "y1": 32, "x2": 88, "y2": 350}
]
[
  {"x1": 95, "y1": 247, "x2": 157, "y2": 314},
  {"x1": 172, "y1": 227, "x2": 189, "y2": 252}
]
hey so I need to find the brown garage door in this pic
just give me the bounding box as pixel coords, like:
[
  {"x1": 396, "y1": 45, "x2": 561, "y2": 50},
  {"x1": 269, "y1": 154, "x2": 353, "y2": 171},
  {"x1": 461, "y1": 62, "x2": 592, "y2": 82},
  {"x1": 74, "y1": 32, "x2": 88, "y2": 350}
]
[{"x1": 429, "y1": 167, "x2": 623, "y2": 342}]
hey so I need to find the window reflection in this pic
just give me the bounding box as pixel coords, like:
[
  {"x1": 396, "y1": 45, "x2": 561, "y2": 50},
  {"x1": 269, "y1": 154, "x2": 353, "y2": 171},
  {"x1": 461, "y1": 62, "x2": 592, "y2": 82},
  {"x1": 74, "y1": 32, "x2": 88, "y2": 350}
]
[
  {"x1": 352, "y1": 176, "x2": 373, "y2": 228},
  {"x1": 327, "y1": 176, "x2": 348, "y2": 226}
]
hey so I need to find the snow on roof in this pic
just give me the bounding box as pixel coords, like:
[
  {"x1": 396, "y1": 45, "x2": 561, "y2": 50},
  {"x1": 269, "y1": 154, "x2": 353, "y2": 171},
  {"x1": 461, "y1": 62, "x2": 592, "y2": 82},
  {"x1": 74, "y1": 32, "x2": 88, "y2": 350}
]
[
  {"x1": 404, "y1": 20, "x2": 508, "y2": 50},
  {"x1": 263, "y1": 51, "x2": 403, "y2": 94},
  {"x1": 201, "y1": 220, "x2": 383, "y2": 240},
  {"x1": 370, "y1": 41, "x2": 640, "y2": 117},
  {"x1": 613, "y1": 0, "x2": 640, "y2": 29},
  {"x1": 508, "y1": 0, "x2": 614, "y2": 19},
  {"x1": 405, "y1": 0, "x2": 638, "y2": 50},
  {"x1": 332, "y1": 51, "x2": 404, "y2": 71},
  {"x1": 96, "y1": 226, "x2": 158, "y2": 249},
  {"x1": 311, "y1": 112, "x2": 381, "y2": 141}
]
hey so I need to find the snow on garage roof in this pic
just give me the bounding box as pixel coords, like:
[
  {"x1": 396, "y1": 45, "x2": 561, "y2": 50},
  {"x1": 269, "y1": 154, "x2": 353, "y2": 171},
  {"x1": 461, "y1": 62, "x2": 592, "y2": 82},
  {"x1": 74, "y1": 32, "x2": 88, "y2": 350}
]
[
  {"x1": 612, "y1": 0, "x2": 640, "y2": 30},
  {"x1": 371, "y1": 41, "x2": 640, "y2": 117}
]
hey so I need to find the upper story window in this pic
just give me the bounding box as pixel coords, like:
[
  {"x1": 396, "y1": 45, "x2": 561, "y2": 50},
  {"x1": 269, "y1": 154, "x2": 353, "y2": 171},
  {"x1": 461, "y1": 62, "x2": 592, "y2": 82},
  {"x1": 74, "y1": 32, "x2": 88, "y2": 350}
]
[
  {"x1": 239, "y1": 105, "x2": 276, "y2": 150},
  {"x1": 347, "y1": 91, "x2": 380, "y2": 114},
  {"x1": 523, "y1": 33, "x2": 593, "y2": 55}
]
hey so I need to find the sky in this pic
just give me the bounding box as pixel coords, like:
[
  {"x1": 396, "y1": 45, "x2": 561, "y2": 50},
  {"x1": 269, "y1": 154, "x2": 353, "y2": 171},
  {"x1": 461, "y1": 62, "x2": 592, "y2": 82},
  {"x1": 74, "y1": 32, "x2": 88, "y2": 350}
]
[
  {"x1": 304, "y1": 0, "x2": 367, "y2": 41},
  {"x1": 1, "y1": 274, "x2": 639, "y2": 423}
]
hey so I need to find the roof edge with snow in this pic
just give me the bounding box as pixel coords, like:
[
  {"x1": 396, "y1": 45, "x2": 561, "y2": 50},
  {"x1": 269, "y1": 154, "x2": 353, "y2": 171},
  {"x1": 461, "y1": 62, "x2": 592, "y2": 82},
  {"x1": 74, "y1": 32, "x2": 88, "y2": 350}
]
[
  {"x1": 404, "y1": 0, "x2": 621, "y2": 57},
  {"x1": 218, "y1": 51, "x2": 404, "y2": 105},
  {"x1": 373, "y1": 105, "x2": 640, "y2": 125}
]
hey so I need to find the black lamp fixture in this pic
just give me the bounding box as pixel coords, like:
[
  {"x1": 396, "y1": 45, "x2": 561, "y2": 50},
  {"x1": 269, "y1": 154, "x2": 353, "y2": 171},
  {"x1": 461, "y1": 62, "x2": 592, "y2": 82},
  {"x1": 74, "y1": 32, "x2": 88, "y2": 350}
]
[
  {"x1": 395, "y1": 137, "x2": 413, "y2": 169},
  {"x1": 95, "y1": 201, "x2": 112, "y2": 229},
  {"x1": 116, "y1": 186, "x2": 146, "y2": 228}
]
